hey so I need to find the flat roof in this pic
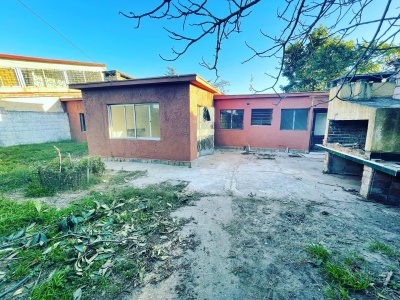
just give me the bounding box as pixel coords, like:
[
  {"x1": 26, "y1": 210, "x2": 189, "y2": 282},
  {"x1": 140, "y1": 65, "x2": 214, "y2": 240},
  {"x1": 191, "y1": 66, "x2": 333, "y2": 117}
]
[
  {"x1": 214, "y1": 91, "x2": 329, "y2": 100},
  {"x1": 331, "y1": 72, "x2": 395, "y2": 85},
  {"x1": 0, "y1": 53, "x2": 106, "y2": 68},
  {"x1": 348, "y1": 98, "x2": 400, "y2": 109},
  {"x1": 70, "y1": 74, "x2": 221, "y2": 94}
]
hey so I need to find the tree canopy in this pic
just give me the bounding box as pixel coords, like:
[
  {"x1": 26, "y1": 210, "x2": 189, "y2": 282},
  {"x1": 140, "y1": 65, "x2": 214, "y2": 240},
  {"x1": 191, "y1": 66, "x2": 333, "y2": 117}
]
[
  {"x1": 281, "y1": 25, "x2": 399, "y2": 92},
  {"x1": 120, "y1": 0, "x2": 400, "y2": 92}
]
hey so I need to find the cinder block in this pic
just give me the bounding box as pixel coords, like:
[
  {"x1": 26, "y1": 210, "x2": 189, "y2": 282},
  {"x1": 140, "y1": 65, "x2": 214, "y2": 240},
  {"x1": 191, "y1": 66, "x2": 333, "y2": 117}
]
[
  {"x1": 389, "y1": 188, "x2": 400, "y2": 197},
  {"x1": 368, "y1": 193, "x2": 388, "y2": 202},
  {"x1": 372, "y1": 180, "x2": 392, "y2": 189},
  {"x1": 373, "y1": 171, "x2": 393, "y2": 181},
  {"x1": 387, "y1": 195, "x2": 400, "y2": 205}
]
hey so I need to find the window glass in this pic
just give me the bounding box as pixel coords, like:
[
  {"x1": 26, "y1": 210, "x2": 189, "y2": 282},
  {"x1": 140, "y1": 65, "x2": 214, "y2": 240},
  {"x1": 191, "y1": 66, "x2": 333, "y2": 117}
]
[
  {"x1": 135, "y1": 105, "x2": 151, "y2": 138},
  {"x1": 220, "y1": 109, "x2": 244, "y2": 129},
  {"x1": 251, "y1": 109, "x2": 272, "y2": 126},
  {"x1": 280, "y1": 109, "x2": 308, "y2": 130},
  {"x1": 110, "y1": 106, "x2": 127, "y2": 138},
  {"x1": 108, "y1": 104, "x2": 160, "y2": 139},
  {"x1": 125, "y1": 106, "x2": 135, "y2": 137},
  {"x1": 294, "y1": 109, "x2": 308, "y2": 130},
  {"x1": 79, "y1": 113, "x2": 86, "y2": 132},
  {"x1": 150, "y1": 104, "x2": 160, "y2": 138}
]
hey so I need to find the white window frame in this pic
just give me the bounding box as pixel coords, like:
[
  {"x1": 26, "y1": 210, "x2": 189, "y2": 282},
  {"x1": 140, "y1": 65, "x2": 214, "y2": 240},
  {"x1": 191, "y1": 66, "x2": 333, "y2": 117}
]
[{"x1": 108, "y1": 103, "x2": 160, "y2": 140}]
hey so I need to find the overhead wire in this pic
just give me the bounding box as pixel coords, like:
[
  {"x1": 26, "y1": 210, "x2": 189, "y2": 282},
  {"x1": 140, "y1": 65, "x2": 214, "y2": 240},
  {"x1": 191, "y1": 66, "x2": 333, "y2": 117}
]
[{"x1": 15, "y1": 0, "x2": 101, "y2": 66}]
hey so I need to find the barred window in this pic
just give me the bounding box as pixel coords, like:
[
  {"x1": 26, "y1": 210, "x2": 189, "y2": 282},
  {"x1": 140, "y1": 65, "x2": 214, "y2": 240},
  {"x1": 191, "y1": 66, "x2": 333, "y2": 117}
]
[
  {"x1": 280, "y1": 109, "x2": 308, "y2": 130},
  {"x1": 66, "y1": 70, "x2": 85, "y2": 84},
  {"x1": 43, "y1": 69, "x2": 67, "y2": 87},
  {"x1": 220, "y1": 109, "x2": 244, "y2": 129},
  {"x1": 21, "y1": 69, "x2": 46, "y2": 87},
  {"x1": 251, "y1": 109, "x2": 272, "y2": 126},
  {"x1": 0, "y1": 68, "x2": 19, "y2": 87},
  {"x1": 84, "y1": 71, "x2": 102, "y2": 82}
]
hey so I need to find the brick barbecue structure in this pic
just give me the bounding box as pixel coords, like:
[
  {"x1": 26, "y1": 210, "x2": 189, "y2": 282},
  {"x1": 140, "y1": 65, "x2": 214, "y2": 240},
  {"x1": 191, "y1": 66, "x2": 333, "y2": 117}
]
[{"x1": 318, "y1": 69, "x2": 400, "y2": 205}]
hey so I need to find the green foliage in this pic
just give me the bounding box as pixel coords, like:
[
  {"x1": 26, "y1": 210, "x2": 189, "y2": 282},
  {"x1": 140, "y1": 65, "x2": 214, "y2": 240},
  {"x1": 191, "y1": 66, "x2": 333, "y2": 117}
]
[
  {"x1": 281, "y1": 24, "x2": 399, "y2": 92},
  {"x1": 26, "y1": 156, "x2": 105, "y2": 197},
  {"x1": 324, "y1": 261, "x2": 372, "y2": 291},
  {"x1": 0, "y1": 197, "x2": 57, "y2": 236},
  {"x1": 107, "y1": 170, "x2": 147, "y2": 185},
  {"x1": 31, "y1": 268, "x2": 71, "y2": 300},
  {"x1": 0, "y1": 142, "x2": 88, "y2": 193},
  {"x1": 306, "y1": 243, "x2": 330, "y2": 264},
  {"x1": 0, "y1": 183, "x2": 192, "y2": 299},
  {"x1": 368, "y1": 240, "x2": 398, "y2": 257}
]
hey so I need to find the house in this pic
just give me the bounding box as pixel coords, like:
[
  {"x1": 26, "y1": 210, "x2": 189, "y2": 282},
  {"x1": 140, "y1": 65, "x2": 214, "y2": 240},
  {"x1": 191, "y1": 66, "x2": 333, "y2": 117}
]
[
  {"x1": 318, "y1": 71, "x2": 400, "y2": 205},
  {"x1": 0, "y1": 54, "x2": 106, "y2": 146},
  {"x1": 214, "y1": 92, "x2": 329, "y2": 151},
  {"x1": 70, "y1": 75, "x2": 221, "y2": 165},
  {"x1": 71, "y1": 73, "x2": 330, "y2": 164}
]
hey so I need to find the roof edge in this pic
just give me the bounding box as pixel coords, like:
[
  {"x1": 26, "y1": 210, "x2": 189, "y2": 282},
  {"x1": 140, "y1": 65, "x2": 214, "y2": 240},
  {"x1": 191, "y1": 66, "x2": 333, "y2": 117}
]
[
  {"x1": 0, "y1": 53, "x2": 106, "y2": 68},
  {"x1": 214, "y1": 91, "x2": 329, "y2": 100},
  {"x1": 70, "y1": 74, "x2": 221, "y2": 94}
]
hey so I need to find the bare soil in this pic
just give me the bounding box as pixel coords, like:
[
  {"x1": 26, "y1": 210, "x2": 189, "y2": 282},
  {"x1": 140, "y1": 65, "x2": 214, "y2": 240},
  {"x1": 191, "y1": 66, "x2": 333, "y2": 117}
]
[
  {"x1": 9, "y1": 149, "x2": 400, "y2": 299},
  {"x1": 111, "y1": 150, "x2": 400, "y2": 300}
]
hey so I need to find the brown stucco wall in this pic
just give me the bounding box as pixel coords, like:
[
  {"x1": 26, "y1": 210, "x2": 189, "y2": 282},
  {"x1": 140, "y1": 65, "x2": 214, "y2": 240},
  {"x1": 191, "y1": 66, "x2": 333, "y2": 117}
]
[
  {"x1": 82, "y1": 83, "x2": 195, "y2": 162},
  {"x1": 63, "y1": 100, "x2": 87, "y2": 142},
  {"x1": 189, "y1": 85, "x2": 214, "y2": 161}
]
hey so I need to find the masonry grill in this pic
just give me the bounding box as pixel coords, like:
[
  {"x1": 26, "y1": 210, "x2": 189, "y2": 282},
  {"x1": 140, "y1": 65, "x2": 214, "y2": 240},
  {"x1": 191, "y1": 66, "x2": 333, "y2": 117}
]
[{"x1": 327, "y1": 120, "x2": 368, "y2": 149}]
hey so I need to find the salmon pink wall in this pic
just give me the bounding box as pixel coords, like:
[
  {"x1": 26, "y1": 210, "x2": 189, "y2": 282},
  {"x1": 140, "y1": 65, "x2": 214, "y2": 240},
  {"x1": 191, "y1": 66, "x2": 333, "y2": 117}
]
[
  {"x1": 63, "y1": 100, "x2": 87, "y2": 142},
  {"x1": 214, "y1": 93, "x2": 328, "y2": 151}
]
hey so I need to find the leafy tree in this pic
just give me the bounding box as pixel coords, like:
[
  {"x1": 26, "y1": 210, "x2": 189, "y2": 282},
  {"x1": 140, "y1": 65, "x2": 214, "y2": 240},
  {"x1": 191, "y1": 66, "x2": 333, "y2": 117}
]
[{"x1": 281, "y1": 26, "x2": 383, "y2": 92}]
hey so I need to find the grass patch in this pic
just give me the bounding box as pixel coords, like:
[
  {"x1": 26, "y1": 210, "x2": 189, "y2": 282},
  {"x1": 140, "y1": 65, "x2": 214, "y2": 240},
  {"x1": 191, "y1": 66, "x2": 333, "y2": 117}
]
[
  {"x1": 368, "y1": 240, "x2": 398, "y2": 257},
  {"x1": 0, "y1": 183, "x2": 194, "y2": 299},
  {"x1": 324, "y1": 260, "x2": 372, "y2": 291},
  {"x1": 306, "y1": 244, "x2": 374, "y2": 298},
  {"x1": 306, "y1": 243, "x2": 330, "y2": 264},
  {"x1": 0, "y1": 141, "x2": 88, "y2": 193},
  {"x1": 107, "y1": 170, "x2": 147, "y2": 185}
]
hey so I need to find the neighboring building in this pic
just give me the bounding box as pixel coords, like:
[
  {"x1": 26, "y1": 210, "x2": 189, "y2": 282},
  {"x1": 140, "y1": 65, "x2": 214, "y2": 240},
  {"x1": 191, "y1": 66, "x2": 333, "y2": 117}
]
[
  {"x1": 214, "y1": 92, "x2": 329, "y2": 151},
  {"x1": 70, "y1": 75, "x2": 220, "y2": 165},
  {"x1": 0, "y1": 54, "x2": 105, "y2": 146},
  {"x1": 318, "y1": 72, "x2": 400, "y2": 205}
]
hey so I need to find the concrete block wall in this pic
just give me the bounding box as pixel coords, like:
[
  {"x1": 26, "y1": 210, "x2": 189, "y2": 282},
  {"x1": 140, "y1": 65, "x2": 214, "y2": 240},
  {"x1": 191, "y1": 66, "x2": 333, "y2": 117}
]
[
  {"x1": 324, "y1": 152, "x2": 364, "y2": 176},
  {"x1": 360, "y1": 167, "x2": 400, "y2": 205},
  {"x1": 0, "y1": 109, "x2": 71, "y2": 146}
]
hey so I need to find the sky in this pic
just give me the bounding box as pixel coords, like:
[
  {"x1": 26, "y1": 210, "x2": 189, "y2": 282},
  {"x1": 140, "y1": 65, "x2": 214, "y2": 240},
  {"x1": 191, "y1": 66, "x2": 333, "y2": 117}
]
[{"x1": 1, "y1": 0, "x2": 399, "y2": 94}]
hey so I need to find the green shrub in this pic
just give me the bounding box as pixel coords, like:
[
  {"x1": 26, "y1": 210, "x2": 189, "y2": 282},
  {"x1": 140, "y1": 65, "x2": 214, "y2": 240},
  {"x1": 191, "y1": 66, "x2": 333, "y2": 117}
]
[{"x1": 26, "y1": 157, "x2": 105, "y2": 197}]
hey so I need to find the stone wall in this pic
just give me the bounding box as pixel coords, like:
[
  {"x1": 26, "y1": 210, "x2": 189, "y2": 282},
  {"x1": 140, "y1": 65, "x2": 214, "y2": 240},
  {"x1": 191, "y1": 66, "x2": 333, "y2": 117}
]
[{"x1": 0, "y1": 108, "x2": 71, "y2": 146}]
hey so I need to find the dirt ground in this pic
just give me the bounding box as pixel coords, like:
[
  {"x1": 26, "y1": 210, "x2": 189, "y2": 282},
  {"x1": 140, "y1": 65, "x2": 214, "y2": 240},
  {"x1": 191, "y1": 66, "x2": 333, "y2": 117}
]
[{"x1": 96, "y1": 149, "x2": 400, "y2": 300}]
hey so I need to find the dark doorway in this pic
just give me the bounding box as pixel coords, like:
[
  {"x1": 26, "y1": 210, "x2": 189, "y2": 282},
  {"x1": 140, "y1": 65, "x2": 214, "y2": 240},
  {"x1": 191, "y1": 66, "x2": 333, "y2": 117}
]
[{"x1": 310, "y1": 109, "x2": 327, "y2": 150}]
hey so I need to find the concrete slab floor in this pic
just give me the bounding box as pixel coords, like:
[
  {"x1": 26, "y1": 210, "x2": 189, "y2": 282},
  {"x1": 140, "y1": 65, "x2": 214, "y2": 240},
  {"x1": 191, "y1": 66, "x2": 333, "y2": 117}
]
[{"x1": 105, "y1": 149, "x2": 361, "y2": 201}]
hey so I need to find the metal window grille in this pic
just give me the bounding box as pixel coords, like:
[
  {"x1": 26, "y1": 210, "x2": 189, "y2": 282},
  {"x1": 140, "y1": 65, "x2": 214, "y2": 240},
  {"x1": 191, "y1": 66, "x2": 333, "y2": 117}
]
[
  {"x1": 280, "y1": 109, "x2": 308, "y2": 130},
  {"x1": 21, "y1": 69, "x2": 46, "y2": 87},
  {"x1": 251, "y1": 109, "x2": 273, "y2": 125},
  {"x1": 0, "y1": 68, "x2": 19, "y2": 87},
  {"x1": 43, "y1": 69, "x2": 67, "y2": 87},
  {"x1": 220, "y1": 109, "x2": 244, "y2": 129},
  {"x1": 66, "y1": 70, "x2": 85, "y2": 84},
  {"x1": 84, "y1": 71, "x2": 102, "y2": 82}
]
